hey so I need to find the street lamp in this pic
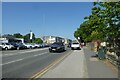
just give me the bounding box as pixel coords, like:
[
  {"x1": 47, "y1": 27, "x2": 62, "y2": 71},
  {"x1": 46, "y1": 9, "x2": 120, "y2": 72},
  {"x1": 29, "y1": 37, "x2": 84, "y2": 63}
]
[
  {"x1": 30, "y1": 30, "x2": 33, "y2": 43},
  {"x1": 78, "y1": 37, "x2": 80, "y2": 40},
  {"x1": 78, "y1": 37, "x2": 81, "y2": 43}
]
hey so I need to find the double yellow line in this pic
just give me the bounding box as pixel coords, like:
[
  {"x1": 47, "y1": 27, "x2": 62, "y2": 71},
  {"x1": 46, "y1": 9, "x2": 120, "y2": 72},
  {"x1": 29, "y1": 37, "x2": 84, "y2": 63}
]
[{"x1": 29, "y1": 52, "x2": 71, "y2": 80}]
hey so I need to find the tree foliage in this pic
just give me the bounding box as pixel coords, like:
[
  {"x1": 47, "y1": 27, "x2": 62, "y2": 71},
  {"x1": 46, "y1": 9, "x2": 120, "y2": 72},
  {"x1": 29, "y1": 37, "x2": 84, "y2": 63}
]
[
  {"x1": 13, "y1": 33, "x2": 43, "y2": 43},
  {"x1": 13, "y1": 33, "x2": 23, "y2": 38},
  {"x1": 35, "y1": 38, "x2": 43, "y2": 44},
  {"x1": 74, "y1": 2, "x2": 120, "y2": 42}
]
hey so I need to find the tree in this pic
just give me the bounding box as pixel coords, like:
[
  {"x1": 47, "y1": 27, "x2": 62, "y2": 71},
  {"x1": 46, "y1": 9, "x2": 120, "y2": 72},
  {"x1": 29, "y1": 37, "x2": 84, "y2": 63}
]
[
  {"x1": 13, "y1": 33, "x2": 23, "y2": 38},
  {"x1": 24, "y1": 33, "x2": 35, "y2": 43},
  {"x1": 74, "y1": 2, "x2": 120, "y2": 42},
  {"x1": 93, "y1": 2, "x2": 120, "y2": 38},
  {"x1": 35, "y1": 38, "x2": 43, "y2": 44}
]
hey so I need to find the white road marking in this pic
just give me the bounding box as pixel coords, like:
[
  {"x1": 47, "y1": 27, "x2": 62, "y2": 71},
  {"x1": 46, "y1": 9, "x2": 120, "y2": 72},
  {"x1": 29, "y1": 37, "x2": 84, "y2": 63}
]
[
  {"x1": 2, "y1": 48, "x2": 48, "y2": 56},
  {"x1": 34, "y1": 55, "x2": 39, "y2": 57},
  {"x1": 73, "y1": 50, "x2": 82, "y2": 52},
  {"x1": 19, "y1": 48, "x2": 48, "y2": 54},
  {"x1": 1, "y1": 58, "x2": 24, "y2": 66},
  {"x1": 1, "y1": 52, "x2": 49, "y2": 66},
  {"x1": 33, "y1": 52, "x2": 48, "y2": 57}
]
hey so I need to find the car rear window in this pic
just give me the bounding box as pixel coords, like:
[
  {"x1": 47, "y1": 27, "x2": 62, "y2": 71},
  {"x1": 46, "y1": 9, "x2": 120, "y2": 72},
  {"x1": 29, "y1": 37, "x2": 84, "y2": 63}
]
[
  {"x1": 72, "y1": 43, "x2": 79, "y2": 44},
  {"x1": 53, "y1": 42, "x2": 63, "y2": 46}
]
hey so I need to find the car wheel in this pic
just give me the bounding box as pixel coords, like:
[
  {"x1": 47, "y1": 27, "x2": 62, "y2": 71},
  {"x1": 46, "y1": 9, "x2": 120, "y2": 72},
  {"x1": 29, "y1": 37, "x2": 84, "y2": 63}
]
[
  {"x1": 49, "y1": 50, "x2": 52, "y2": 53},
  {"x1": 17, "y1": 47, "x2": 20, "y2": 50},
  {"x1": 5, "y1": 47, "x2": 8, "y2": 50},
  {"x1": 71, "y1": 48, "x2": 73, "y2": 50},
  {"x1": 30, "y1": 46, "x2": 32, "y2": 49},
  {"x1": 63, "y1": 48, "x2": 65, "y2": 51}
]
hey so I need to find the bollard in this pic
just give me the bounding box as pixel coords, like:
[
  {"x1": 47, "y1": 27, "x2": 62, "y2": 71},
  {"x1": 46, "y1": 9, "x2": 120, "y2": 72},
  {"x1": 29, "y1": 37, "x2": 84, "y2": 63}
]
[{"x1": 98, "y1": 46, "x2": 106, "y2": 60}]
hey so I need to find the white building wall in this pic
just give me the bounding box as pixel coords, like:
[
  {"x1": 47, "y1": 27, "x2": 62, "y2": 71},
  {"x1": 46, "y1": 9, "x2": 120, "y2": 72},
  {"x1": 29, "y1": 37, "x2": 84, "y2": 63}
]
[
  {"x1": 15, "y1": 38, "x2": 24, "y2": 43},
  {"x1": 0, "y1": 38, "x2": 8, "y2": 43},
  {"x1": 42, "y1": 36, "x2": 64, "y2": 44}
]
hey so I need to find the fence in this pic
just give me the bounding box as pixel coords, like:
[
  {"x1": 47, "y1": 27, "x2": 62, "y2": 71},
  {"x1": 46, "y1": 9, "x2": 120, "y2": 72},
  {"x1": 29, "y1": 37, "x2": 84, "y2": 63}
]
[{"x1": 106, "y1": 37, "x2": 120, "y2": 68}]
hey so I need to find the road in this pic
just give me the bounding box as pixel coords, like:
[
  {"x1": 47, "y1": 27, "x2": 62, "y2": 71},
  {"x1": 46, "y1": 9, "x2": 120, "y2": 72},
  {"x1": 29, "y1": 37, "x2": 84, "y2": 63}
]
[{"x1": 2, "y1": 47, "x2": 72, "y2": 78}]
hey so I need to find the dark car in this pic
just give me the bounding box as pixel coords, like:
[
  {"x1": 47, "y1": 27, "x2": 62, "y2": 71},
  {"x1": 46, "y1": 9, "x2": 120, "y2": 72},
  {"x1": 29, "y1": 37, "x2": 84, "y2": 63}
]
[
  {"x1": 67, "y1": 43, "x2": 71, "y2": 48},
  {"x1": 0, "y1": 46, "x2": 2, "y2": 51},
  {"x1": 49, "y1": 42, "x2": 65, "y2": 52},
  {"x1": 10, "y1": 42, "x2": 27, "y2": 50}
]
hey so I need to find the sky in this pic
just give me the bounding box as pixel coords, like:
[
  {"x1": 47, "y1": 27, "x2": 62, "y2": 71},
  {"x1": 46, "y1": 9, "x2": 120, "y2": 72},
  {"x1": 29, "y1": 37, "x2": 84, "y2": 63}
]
[{"x1": 2, "y1": 2, "x2": 93, "y2": 40}]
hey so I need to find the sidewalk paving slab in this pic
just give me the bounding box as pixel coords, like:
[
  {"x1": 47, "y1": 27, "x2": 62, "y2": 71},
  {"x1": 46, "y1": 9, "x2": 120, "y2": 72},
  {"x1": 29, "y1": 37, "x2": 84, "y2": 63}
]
[
  {"x1": 42, "y1": 49, "x2": 87, "y2": 78},
  {"x1": 83, "y1": 47, "x2": 118, "y2": 78}
]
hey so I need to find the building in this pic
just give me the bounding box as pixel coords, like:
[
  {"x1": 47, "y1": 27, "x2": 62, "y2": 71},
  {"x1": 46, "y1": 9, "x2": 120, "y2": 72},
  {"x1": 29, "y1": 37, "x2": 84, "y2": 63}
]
[
  {"x1": 0, "y1": 35, "x2": 24, "y2": 43},
  {"x1": 41, "y1": 36, "x2": 64, "y2": 44},
  {"x1": 64, "y1": 38, "x2": 72, "y2": 45},
  {"x1": 0, "y1": 38, "x2": 8, "y2": 43}
]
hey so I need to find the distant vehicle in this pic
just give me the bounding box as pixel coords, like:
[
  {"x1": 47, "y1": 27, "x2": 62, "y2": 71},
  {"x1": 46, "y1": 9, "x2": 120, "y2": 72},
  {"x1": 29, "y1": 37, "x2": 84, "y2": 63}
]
[
  {"x1": 40, "y1": 43, "x2": 48, "y2": 47},
  {"x1": 16, "y1": 43, "x2": 27, "y2": 50},
  {"x1": 49, "y1": 42, "x2": 65, "y2": 52},
  {"x1": 71, "y1": 42, "x2": 81, "y2": 50},
  {"x1": 34, "y1": 44, "x2": 40, "y2": 48},
  {"x1": 29, "y1": 43, "x2": 36, "y2": 48},
  {"x1": 0, "y1": 46, "x2": 2, "y2": 51},
  {"x1": 67, "y1": 43, "x2": 71, "y2": 48},
  {"x1": 23, "y1": 43, "x2": 33, "y2": 49},
  {"x1": 45, "y1": 44, "x2": 50, "y2": 47},
  {"x1": 0, "y1": 42, "x2": 14, "y2": 50},
  {"x1": 39, "y1": 44, "x2": 43, "y2": 48},
  {"x1": 10, "y1": 42, "x2": 27, "y2": 50}
]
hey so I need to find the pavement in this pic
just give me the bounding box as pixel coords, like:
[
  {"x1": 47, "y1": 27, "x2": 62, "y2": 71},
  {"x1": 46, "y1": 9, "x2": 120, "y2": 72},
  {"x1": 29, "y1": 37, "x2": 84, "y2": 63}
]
[
  {"x1": 83, "y1": 47, "x2": 118, "y2": 78},
  {"x1": 42, "y1": 47, "x2": 118, "y2": 78},
  {"x1": 42, "y1": 49, "x2": 87, "y2": 78}
]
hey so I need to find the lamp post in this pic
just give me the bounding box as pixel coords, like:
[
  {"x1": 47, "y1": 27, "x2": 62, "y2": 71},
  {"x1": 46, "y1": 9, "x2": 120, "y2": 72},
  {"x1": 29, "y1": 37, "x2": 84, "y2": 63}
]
[
  {"x1": 78, "y1": 37, "x2": 83, "y2": 48},
  {"x1": 30, "y1": 30, "x2": 33, "y2": 43},
  {"x1": 78, "y1": 37, "x2": 81, "y2": 43}
]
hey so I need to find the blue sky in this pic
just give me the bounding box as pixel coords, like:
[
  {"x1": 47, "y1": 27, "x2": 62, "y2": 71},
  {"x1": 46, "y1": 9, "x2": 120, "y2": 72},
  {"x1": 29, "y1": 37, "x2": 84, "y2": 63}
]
[{"x1": 2, "y1": 2, "x2": 93, "y2": 40}]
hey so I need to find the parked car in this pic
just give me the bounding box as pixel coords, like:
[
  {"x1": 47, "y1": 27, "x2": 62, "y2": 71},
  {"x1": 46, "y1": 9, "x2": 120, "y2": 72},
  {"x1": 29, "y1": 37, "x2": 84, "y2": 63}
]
[
  {"x1": 49, "y1": 42, "x2": 65, "y2": 52},
  {"x1": 23, "y1": 43, "x2": 33, "y2": 49},
  {"x1": 10, "y1": 42, "x2": 27, "y2": 50},
  {"x1": 39, "y1": 44, "x2": 43, "y2": 48},
  {"x1": 44, "y1": 44, "x2": 50, "y2": 47},
  {"x1": 67, "y1": 43, "x2": 71, "y2": 48},
  {"x1": 71, "y1": 42, "x2": 81, "y2": 50},
  {"x1": 0, "y1": 46, "x2": 2, "y2": 51},
  {"x1": 34, "y1": 44, "x2": 40, "y2": 48},
  {"x1": 40, "y1": 43, "x2": 46, "y2": 47},
  {"x1": 0, "y1": 42, "x2": 14, "y2": 50},
  {"x1": 29, "y1": 43, "x2": 36, "y2": 48}
]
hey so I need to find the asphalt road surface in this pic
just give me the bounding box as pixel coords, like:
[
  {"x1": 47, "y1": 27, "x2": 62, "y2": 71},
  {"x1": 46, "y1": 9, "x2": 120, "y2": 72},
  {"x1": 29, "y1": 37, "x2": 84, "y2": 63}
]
[{"x1": 2, "y1": 47, "x2": 72, "y2": 78}]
